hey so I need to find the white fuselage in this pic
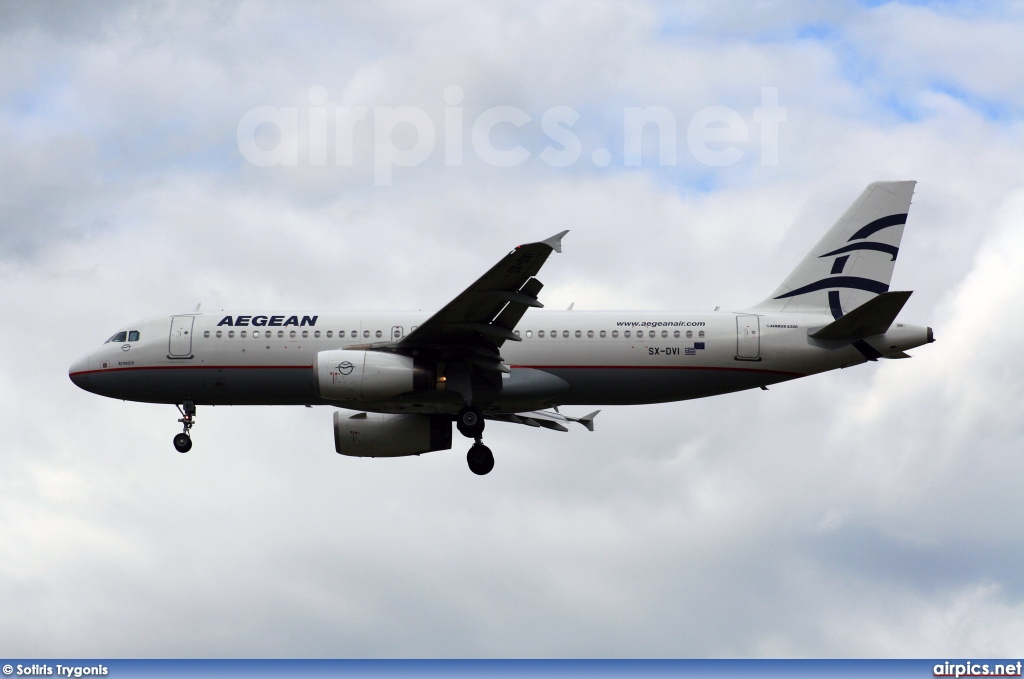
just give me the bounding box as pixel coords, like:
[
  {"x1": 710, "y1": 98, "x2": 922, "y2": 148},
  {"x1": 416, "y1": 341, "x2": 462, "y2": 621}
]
[{"x1": 68, "y1": 308, "x2": 932, "y2": 414}]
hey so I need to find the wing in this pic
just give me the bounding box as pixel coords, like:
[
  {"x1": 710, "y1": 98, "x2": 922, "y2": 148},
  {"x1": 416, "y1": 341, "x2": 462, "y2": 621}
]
[
  {"x1": 487, "y1": 409, "x2": 600, "y2": 432},
  {"x1": 401, "y1": 230, "x2": 567, "y2": 347},
  {"x1": 393, "y1": 230, "x2": 568, "y2": 371},
  {"x1": 342, "y1": 231, "x2": 568, "y2": 399}
]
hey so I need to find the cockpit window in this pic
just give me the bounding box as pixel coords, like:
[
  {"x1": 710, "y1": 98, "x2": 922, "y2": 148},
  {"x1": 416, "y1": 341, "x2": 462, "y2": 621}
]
[
  {"x1": 128, "y1": 330, "x2": 140, "y2": 342},
  {"x1": 107, "y1": 331, "x2": 128, "y2": 343}
]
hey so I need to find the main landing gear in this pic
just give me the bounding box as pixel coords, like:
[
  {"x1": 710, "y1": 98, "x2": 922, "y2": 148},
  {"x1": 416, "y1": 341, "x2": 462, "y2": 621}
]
[
  {"x1": 457, "y1": 406, "x2": 493, "y2": 475},
  {"x1": 173, "y1": 400, "x2": 196, "y2": 453},
  {"x1": 467, "y1": 442, "x2": 494, "y2": 476}
]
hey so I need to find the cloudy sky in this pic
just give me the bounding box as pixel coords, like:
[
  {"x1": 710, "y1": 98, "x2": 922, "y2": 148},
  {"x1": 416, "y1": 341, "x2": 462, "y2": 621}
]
[{"x1": 2, "y1": 0, "x2": 1024, "y2": 658}]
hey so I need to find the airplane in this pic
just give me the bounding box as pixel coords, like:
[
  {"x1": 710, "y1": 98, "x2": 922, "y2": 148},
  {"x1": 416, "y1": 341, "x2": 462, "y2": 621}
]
[{"x1": 69, "y1": 181, "x2": 933, "y2": 475}]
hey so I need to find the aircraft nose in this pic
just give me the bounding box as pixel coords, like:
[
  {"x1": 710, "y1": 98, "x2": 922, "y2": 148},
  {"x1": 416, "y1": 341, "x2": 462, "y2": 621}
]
[{"x1": 69, "y1": 354, "x2": 90, "y2": 389}]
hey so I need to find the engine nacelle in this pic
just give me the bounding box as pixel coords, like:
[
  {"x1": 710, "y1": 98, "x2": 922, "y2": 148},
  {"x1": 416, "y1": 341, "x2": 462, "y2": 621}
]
[
  {"x1": 315, "y1": 349, "x2": 430, "y2": 401},
  {"x1": 333, "y1": 411, "x2": 452, "y2": 457}
]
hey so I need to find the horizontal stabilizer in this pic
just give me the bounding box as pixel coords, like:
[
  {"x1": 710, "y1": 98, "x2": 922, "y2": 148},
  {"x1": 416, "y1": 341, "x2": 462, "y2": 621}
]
[{"x1": 809, "y1": 291, "x2": 913, "y2": 340}]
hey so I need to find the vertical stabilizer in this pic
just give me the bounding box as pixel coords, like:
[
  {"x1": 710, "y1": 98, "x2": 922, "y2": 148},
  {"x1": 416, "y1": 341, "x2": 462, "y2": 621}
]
[{"x1": 753, "y1": 181, "x2": 916, "y2": 314}]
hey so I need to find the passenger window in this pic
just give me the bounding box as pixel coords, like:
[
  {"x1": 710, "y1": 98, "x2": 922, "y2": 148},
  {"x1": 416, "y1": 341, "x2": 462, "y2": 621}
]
[
  {"x1": 599, "y1": 330, "x2": 606, "y2": 338},
  {"x1": 228, "y1": 331, "x2": 235, "y2": 338},
  {"x1": 551, "y1": 330, "x2": 556, "y2": 337},
  {"x1": 661, "y1": 330, "x2": 668, "y2": 338},
  {"x1": 363, "y1": 330, "x2": 370, "y2": 338},
  {"x1": 686, "y1": 330, "x2": 693, "y2": 338},
  {"x1": 352, "y1": 330, "x2": 357, "y2": 337},
  {"x1": 277, "y1": 330, "x2": 284, "y2": 338},
  {"x1": 612, "y1": 330, "x2": 618, "y2": 338},
  {"x1": 637, "y1": 330, "x2": 643, "y2": 338},
  {"x1": 289, "y1": 330, "x2": 296, "y2": 338},
  {"x1": 562, "y1": 330, "x2": 569, "y2": 338},
  {"x1": 204, "y1": 331, "x2": 210, "y2": 338},
  {"x1": 699, "y1": 330, "x2": 705, "y2": 338},
  {"x1": 624, "y1": 330, "x2": 631, "y2": 338},
  {"x1": 526, "y1": 330, "x2": 533, "y2": 338},
  {"x1": 375, "y1": 330, "x2": 382, "y2": 338},
  {"x1": 240, "y1": 331, "x2": 247, "y2": 338},
  {"x1": 336, "y1": 330, "x2": 342, "y2": 338},
  {"x1": 128, "y1": 330, "x2": 140, "y2": 342},
  {"x1": 514, "y1": 330, "x2": 520, "y2": 337},
  {"x1": 253, "y1": 331, "x2": 260, "y2": 338},
  {"x1": 216, "y1": 331, "x2": 222, "y2": 338},
  {"x1": 575, "y1": 330, "x2": 581, "y2": 338},
  {"x1": 327, "y1": 331, "x2": 334, "y2": 338},
  {"x1": 538, "y1": 330, "x2": 545, "y2": 338},
  {"x1": 674, "y1": 330, "x2": 680, "y2": 338},
  {"x1": 587, "y1": 330, "x2": 594, "y2": 338}
]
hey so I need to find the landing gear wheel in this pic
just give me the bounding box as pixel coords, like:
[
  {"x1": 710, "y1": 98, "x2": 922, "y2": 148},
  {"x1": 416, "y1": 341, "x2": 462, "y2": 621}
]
[
  {"x1": 456, "y1": 406, "x2": 485, "y2": 439},
  {"x1": 467, "y1": 442, "x2": 494, "y2": 476},
  {"x1": 173, "y1": 433, "x2": 192, "y2": 453},
  {"x1": 174, "y1": 400, "x2": 196, "y2": 453}
]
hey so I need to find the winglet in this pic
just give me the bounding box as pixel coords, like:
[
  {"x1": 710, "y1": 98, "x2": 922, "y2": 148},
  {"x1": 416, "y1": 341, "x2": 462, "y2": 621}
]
[
  {"x1": 541, "y1": 230, "x2": 570, "y2": 254},
  {"x1": 577, "y1": 410, "x2": 600, "y2": 432}
]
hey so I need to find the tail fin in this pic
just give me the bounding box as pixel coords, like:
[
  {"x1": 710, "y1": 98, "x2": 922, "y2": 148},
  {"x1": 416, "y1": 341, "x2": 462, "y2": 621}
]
[{"x1": 753, "y1": 181, "x2": 916, "y2": 314}]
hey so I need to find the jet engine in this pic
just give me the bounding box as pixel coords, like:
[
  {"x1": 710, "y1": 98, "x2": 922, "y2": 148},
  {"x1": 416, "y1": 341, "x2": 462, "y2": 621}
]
[
  {"x1": 315, "y1": 349, "x2": 432, "y2": 401},
  {"x1": 333, "y1": 411, "x2": 452, "y2": 457}
]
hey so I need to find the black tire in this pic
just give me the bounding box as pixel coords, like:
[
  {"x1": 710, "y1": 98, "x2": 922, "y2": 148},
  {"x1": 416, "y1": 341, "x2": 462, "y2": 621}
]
[
  {"x1": 173, "y1": 433, "x2": 192, "y2": 453},
  {"x1": 467, "y1": 443, "x2": 494, "y2": 476},
  {"x1": 456, "y1": 406, "x2": 485, "y2": 439}
]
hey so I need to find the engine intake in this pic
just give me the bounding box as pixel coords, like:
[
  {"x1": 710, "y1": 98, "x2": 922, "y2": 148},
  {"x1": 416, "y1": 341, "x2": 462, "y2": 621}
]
[
  {"x1": 333, "y1": 412, "x2": 452, "y2": 457},
  {"x1": 315, "y1": 349, "x2": 431, "y2": 401}
]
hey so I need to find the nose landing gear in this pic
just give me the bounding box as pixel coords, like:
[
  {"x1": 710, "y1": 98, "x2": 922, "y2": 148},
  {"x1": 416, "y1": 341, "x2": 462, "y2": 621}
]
[
  {"x1": 173, "y1": 401, "x2": 196, "y2": 453},
  {"x1": 457, "y1": 406, "x2": 493, "y2": 475},
  {"x1": 173, "y1": 432, "x2": 192, "y2": 453}
]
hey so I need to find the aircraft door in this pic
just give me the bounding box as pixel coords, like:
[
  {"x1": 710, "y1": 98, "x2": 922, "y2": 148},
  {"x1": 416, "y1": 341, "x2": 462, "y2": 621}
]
[
  {"x1": 391, "y1": 326, "x2": 403, "y2": 341},
  {"x1": 735, "y1": 314, "x2": 761, "y2": 361},
  {"x1": 168, "y1": 316, "x2": 195, "y2": 358}
]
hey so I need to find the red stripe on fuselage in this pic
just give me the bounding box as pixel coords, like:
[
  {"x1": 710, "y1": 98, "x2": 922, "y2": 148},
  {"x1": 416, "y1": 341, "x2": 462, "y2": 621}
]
[{"x1": 510, "y1": 364, "x2": 805, "y2": 378}]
